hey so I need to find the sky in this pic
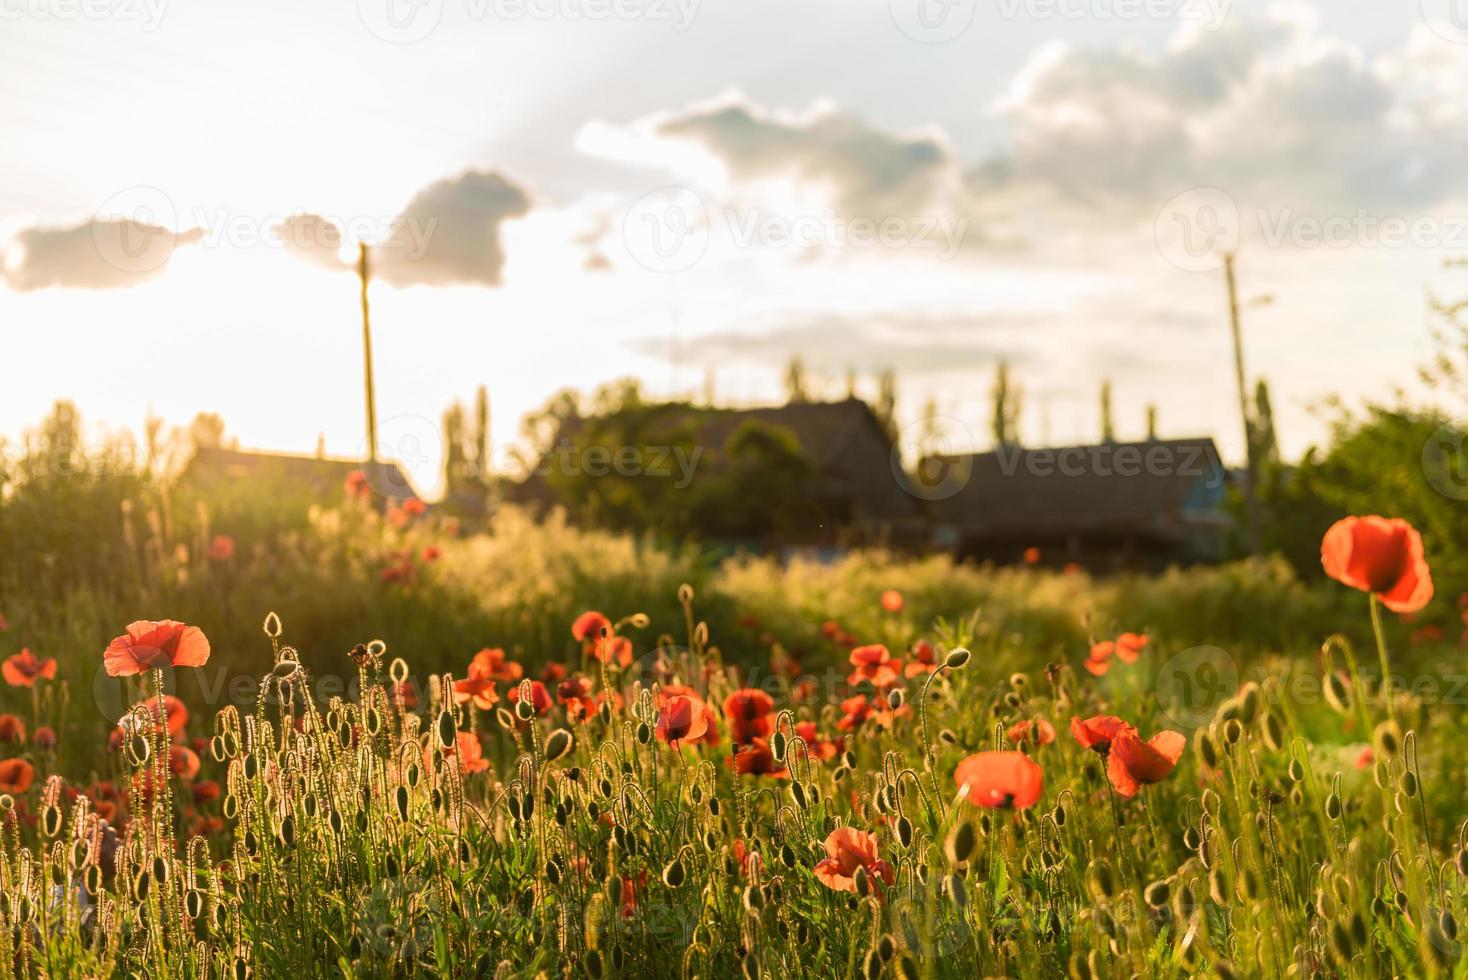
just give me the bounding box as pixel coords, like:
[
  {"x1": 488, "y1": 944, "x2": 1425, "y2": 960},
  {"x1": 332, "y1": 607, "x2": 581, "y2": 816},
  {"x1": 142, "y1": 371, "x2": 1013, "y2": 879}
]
[{"x1": 2, "y1": 0, "x2": 1465, "y2": 496}]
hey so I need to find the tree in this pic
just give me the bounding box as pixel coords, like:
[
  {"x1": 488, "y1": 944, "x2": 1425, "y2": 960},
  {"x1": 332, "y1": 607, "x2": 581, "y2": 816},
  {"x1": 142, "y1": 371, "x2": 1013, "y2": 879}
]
[
  {"x1": 188, "y1": 413, "x2": 227, "y2": 452},
  {"x1": 784, "y1": 357, "x2": 810, "y2": 403},
  {"x1": 991, "y1": 362, "x2": 1022, "y2": 448},
  {"x1": 1100, "y1": 380, "x2": 1115, "y2": 443},
  {"x1": 875, "y1": 369, "x2": 898, "y2": 444}
]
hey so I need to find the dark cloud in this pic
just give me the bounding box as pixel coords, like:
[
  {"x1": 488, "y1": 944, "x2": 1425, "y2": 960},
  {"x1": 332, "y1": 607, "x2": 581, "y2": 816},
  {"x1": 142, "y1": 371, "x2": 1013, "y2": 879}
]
[{"x1": 1, "y1": 218, "x2": 203, "y2": 291}]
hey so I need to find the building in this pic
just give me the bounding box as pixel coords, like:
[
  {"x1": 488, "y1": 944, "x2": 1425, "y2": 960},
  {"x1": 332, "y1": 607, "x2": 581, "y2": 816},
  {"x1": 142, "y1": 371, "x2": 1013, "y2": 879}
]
[
  {"x1": 513, "y1": 398, "x2": 925, "y2": 550},
  {"x1": 179, "y1": 446, "x2": 420, "y2": 506},
  {"x1": 922, "y1": 438, "x2": 1231, "y2": 570}
]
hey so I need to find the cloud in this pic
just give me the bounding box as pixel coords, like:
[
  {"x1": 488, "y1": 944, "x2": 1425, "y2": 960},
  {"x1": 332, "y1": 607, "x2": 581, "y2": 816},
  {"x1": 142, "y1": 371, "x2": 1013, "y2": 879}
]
[
  {"x1": 0, "y1": 218, "x2": 203, "y2": 291},
  {"x1": 275, "y1": 170, "x2": 532, "y2": 287},
  {"x1": 978, "y1": 10, "x2": 1467, "y2": 217},
  {"x1": 631, "y1": 312, "x2": 1043, "y2": 375}
]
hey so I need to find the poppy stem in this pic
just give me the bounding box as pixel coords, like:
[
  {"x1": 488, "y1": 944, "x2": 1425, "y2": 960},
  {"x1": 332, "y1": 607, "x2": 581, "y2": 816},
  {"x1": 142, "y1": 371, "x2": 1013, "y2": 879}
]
[{"x1": 1367, "y1": 595, "x2": 1396, "y2": 725}]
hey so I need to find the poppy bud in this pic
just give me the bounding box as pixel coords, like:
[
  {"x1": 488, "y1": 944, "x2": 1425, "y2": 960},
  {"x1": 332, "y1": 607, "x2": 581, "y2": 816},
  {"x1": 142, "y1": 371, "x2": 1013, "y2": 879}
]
[
  {"x1": 1324, "y1": 672, "x2": 1351, "y2": 714},
  {"x1": 944, "y1": 649, "x2": 970, "y2": 669},
  {"x1": 1237, "y1": 682, "x2": 1260, "y2": 723},
  {"x1": 946, "y1": 821, "x2": 976, "y2": 865},
  {"x1": 1325, "y1": 793, "x2": 1342, "y2": 820},
  {"x1": 1144, "y1": 879, "x2": 1170, "y2": 907},
  {"x1": 896, "y1": 816, "x2": 913, "y2": 848},
  {"x1": 436, "y1": 712, "x2": 456, "y2": 748},
  {"x1": 887, "y1": 689, "x2": 905, "y2": 710},
  {"x1": 944, "y1": 874, "x2": 967, "y2": 908},
  {"x1": 744, "y1": 883, "x2": 766, "y2": 911},
  {"x1": 545, "y1": 729, "x2": 574, "y2": 761},
  {"x1": 515, "y1": 698, "x2": 535, "y2": 721},
  {"x1": 394, "y1": 785, "x2": 409, "y2": 820},
  {"x1": 771, "y1": 730, "x2": 787, "y2": 761},
  {"x1": 1288, "y1": 758, "x2": 1305, "y2": 782},
  {"x1": 1372, "y1": 721, "x2": 1401, "y2": 757},
  {"x1": 1399, "y1": 770, "x2": 1418, "y2": 798},
  {"x1": 1087, "y1": 860, "x2": 1116, "y2": 900},
  {"x1": 1261, "y1": 712, "x2": 1285, "y2": 752},
  {"x1": 662, "y1": 859, "x2": 685, "y2": 888},
  {"x1": 1222, "y1": 719, "x2": 1243, "y2": 745}
]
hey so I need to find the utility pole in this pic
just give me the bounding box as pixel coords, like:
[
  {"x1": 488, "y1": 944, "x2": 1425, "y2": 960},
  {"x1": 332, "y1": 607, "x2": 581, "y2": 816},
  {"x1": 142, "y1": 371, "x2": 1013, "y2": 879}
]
[
  {"x1": 1224, "y1": 252, "x2": 1262, "y2": 556},
  {"x1": 357, "y1": 242, "x2": 379, "y2": 465}
]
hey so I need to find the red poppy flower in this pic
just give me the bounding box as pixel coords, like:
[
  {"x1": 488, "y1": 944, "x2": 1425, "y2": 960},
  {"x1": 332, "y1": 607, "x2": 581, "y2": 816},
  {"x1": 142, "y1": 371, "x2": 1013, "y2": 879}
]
[
  {"x1": 191, "y1": 779, "x2": 221, "y2": 804},
  {"x1": 401, "y1": 497, "x2": 427, "y2": 517},
  {"x1": 820, "y1": 620, "x2": 841, "y2": 640},
  {"x1": 452, "y1": 731, "x2": 489, "y2": 774},
  {"x1": 540, "y1": 662, "x2": 569, "y2": 684},
  {"x1": 2, "y1": 648, "x2": 56, "y2": 688},
  {"x1": 880, "y1": 590, "x2": 905, "y2": 614},
  {"x1": 344, "y1": 470, "x2": 370, "y2": 499},
  {"x1": 0, "y1": 759, "x2": 34, "y2": 794},
  {"x1": 656, "y1": 694, "x2": 710, "y2": 746},
  {"x1": 659, "y1": 684, "x2": 719, "y2": 744},
  {"x1": 837, "y1": 694, "x2": 895, "y2": 731},
  {"x1": 848, "y1": 644, "x2": 902, "y2": 689},
  {"x1": 795, "y1": 720, "x2": 841, "y2": 761},
  {"x1": 571, "y1": 611, "x2": 611, "y2": 643},
  {"x1": 904, "y1": 640, "x2": 939, "y2": 679},
  {"x1": 207, "y1": 535, "x2": 235, "y2": 561},
  {"x1": 1084, "y1": 641, "x2": 1115, "y2": 676},
  {"x1": 731, "y1": 839, "x2": 763, "y2": 877},
  {"x1": 620, "y1": 870, "x2": 648, "y2": 918},
  {"x1": 1106, "y1": 729, "x2": 1186, "y2": 797},
  {"x1": 1321, "y1": 516, "x2": 1434, "y2": 614},
  {"x1": 452, "y1": 673, "x2": 499, "y2": 711},
  {"x1": 954, "y1": 750, "x2": 1044, "y2": 809},
  {"x1": 723, "y1": 689, "x2": 775, "y2": 744},
  {"x1": 131, "y1": 695, "x2": 189, "y2": 736},
  {"x1": 730, "y1": 738, "x2": 788, "y2": 778},
  {"x1": 33, "y1": 726, "x2": 56, "y2": 751},
  {"x1": 506, "y1": 681, "x2": 552, "y2": 717},
  {"x1": 813, "y1": 827, "x2": 894, "y2": 894},
  {"x1": 169, "y1": 745, "x2": 201, "y2": 779},
  {"x1": 1355, "y1": 746, "x2": 1375, "y2": 770},
  {"x1": 471, "y1": 648, "x2": 522, "y2": 683},
  {"x1": 556, "y1": 676, "x2": 600, "y2": 722},
  {"x1": 1070, "y1": 715, "x2": 1135, "y2": 754},
  {"x1": 1006, "y1": 718, "x2": 1057, "y2": 747},
  {"x1": 393, "y1": 680, "x2": 420, "y2": 709},
  {"x1": 0, "y1": 714, "x2": 24, "y2": 744},
  {"x1": 421, "y1": 545, "x2": 442, "y2": 562},
  {"x1": 1023, "y1": 546, "x2": 1041, "y2": 565},
  {"x1": 1115, "y1": 632, "x2": 1148, "y2": 663},
  {"x1": 103, "y1": 621, "x2": 210, "y2": 677}
]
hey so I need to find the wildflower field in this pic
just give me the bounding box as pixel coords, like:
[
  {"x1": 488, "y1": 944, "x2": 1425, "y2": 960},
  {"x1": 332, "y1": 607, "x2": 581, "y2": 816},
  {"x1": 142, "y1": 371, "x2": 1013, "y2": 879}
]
[{"x1": 0, "y1": 482, "x2": 1464, "y2": 979}]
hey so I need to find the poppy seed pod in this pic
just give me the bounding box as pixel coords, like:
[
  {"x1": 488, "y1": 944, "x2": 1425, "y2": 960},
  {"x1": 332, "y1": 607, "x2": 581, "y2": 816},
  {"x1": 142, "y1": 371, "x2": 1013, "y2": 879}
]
[
  {"x1": 545, "y1": 728, "x2": 574, "y2": 761},
  {"x1": 945, "y1": 873, "x2": 967, "y2": 908},
  {"x1": 946, "y1": 821, "x2": 976, "y2": 865}
]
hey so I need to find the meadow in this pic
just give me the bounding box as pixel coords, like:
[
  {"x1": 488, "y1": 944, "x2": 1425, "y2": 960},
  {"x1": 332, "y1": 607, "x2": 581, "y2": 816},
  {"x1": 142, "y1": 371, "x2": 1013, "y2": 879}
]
[{"x1": 0, "y1": 463, "x2": 1463, "y2": 978}]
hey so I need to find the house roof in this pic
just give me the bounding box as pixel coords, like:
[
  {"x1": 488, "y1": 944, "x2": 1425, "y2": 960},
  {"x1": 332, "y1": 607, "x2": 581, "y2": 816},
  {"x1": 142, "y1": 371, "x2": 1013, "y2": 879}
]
[
  {"x1": 180, "y1": 447, "x2": 420, "y2": 502},
  {"x1": 922, "y1": 438, "x2": 1228, "y2": 541},
  {"x1": 516, "y1": 398, "x2": 922, "y2": 526}
]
